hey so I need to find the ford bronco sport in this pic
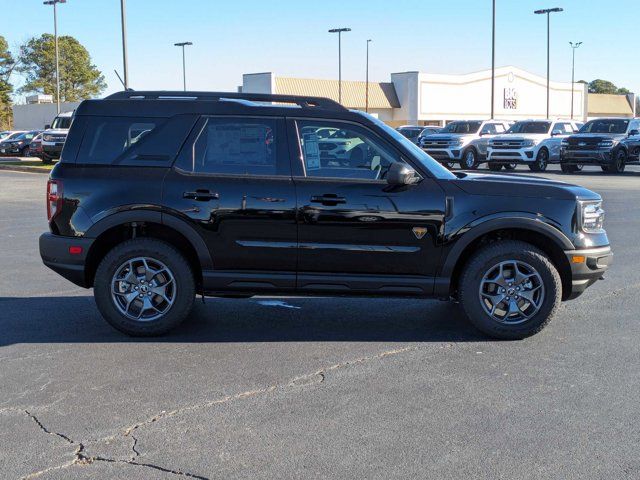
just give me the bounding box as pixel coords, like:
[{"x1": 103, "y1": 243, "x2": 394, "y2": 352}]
[{"x1": 39, "y1": 91, "x2": 612, "y2": 339}]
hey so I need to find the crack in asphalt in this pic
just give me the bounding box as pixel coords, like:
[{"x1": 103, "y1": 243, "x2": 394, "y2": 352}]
[{"x1": 20, "y1": 344, "x2": 449, "y2": 480}]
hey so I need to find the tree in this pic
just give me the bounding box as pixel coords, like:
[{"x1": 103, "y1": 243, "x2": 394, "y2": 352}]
[
  {"x1": 588, "y1": 79, "x2": 630, "y2": 95},
  {"x1": 18, "y1": 34, "x2": 106, "y2": 102},
  {"x1": 0, "y1": 35, "x2": 15, "y2": 130}
]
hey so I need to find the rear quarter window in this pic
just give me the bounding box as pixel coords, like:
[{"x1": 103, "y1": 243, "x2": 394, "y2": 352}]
[{"x1": 76, "y1": 117, "x2": 165, "y2": 164}]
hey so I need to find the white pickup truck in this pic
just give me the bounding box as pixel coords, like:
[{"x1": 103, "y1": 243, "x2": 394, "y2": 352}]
[{"x1": 487, "y1": 119, "x2": 582, "y2": 171}]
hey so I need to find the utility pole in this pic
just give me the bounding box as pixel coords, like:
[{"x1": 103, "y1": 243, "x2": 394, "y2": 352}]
[
  {"x1": 120, "y1": 0, "x2": 129, "y2": 89},
  {"x1": 569, "y1": 41, "x2": 582, "y2": 120},
  {"x1": 174, "y1": 42, "x2": 193, "y2": 91},
  {"x1": 43, "y1": 0, "x2": 66, "y2": 114},
  {"x1": 491, "y1": 0, "x2": 495, "y2": 119},
  {"x1": 534, "y1": 7, "x2": 563, "y2": 118},
  {"x1": 328, "y1": 28, "x2": 351, "y2": 104},
  {"x1": 366, "y1": 39, "x2": 372, "y2": 113}
]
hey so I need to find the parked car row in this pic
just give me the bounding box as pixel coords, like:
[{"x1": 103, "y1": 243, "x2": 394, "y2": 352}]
[
  {"x1": 0, "y1": 130, "x2": 43, "y2": 157},
  {"x1": 416, "y1": 117, "x2": 639, "y2": 174}
]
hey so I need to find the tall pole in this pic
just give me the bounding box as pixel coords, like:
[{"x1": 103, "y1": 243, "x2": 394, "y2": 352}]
[
  {"x1": 569, "y1": 41, "x2": 582, "y2": 120},
  {"x1": 328, "y1": 28, "x2": 351, "y2": 105},
  {"x1": 120, "y1": 0, "x2": 129, "y2": 90},
  {"x1": 53, "y1": 1, "x2": 60, "y2": 114},
  {"x1": 534, "y1": 8, "x2": 562, "y2": 119},
  {"x1": 366, "y1": 39, "x2": 371, "y2": 113},
  {"x1": 491, "y1": 0, "x2": 495, "y2": 119},
  {"x1": 174, "y1": 42, "x2": 193, "y2": 91}
]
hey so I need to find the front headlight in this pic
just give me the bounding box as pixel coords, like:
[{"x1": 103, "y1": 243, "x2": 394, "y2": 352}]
[
  {"x1": 451, "y1": 138, "x2": 466, "y2": 146},
  {"x1": 598, "y1": 140, "x2": 614, "y2": 149},
  {"x1": 561, "y1": 139, "x2": 569, "y2": 147},
  {"x1": 43, "y1": 135, "x2": 52, "y2": 142},
  {"x1": 579, "y1": 200, "x2": 605, "y2": 233},
  {"x1": 522, "y1": 139, "x2": 540, "y2": 147}
]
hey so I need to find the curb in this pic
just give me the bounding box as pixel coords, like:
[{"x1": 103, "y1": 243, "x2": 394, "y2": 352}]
[{"x1": 0, "y1": 164, "x2": 51, "y2": 174}]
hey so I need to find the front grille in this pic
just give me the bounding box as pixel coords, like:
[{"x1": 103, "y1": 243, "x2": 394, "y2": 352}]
[
  {"x1": 423, "y1": 140, "x2": 453, "y2": 148},
  {"x1": 45, "y1": 135, "x2": 67, "y2": 143},
  {"x1": 490, "y1": 140, "x2": 524, "y2": 149}
]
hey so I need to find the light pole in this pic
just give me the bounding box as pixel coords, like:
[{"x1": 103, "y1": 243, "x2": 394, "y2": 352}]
[
  {"x1": 174, "y1": 42, "x2": 193, "y2": 91},
  {"x1": 365, "y1": 39, "x2": 372, "y2": 113},
  {"x1": 491, "y1": 0, "x2": 495, "y2": 119},
  {"x1": 328, "y1": 28, "x2": 351, "y2": 104},
  {"x1": 43, "y1": 0, "x2": 66, "y2": 114},
  {"x1": 569, "y1": 41, "x2": 582, "y2": 120},
  {"x1": 120, "y1": 0, "x2": 129, "y2": 90},
  {"x1": 534, "y1": 7, "x2": 563, "y2": 119}
]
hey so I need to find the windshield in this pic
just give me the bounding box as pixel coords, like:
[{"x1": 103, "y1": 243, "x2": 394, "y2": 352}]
[
  {"x1": 441, "y1": 121, "x2": 482, "y2": 134},
  {"x1": 51, "y1": 115, "x2": 73, "y2": 129},
  {"x1": 14, "y1": 131, "x2": 38, "y2": 141},
  {"x1": 353, "y1": 111, "x2": 456, "y2": 180},
  {"x1": 420, "y1": 127, "x2": 441, "y2": 136},
  {"x1": 2, "y1": 132, "x2": 23, "y2": 141},
  {"x1": 397, "y1": 127, "x2": 422, "y2": 140},
  {"x1": 507, "y1": 121, "x2": 551, "y2": 134},
  {"x1": 579, "y1": 119, "x2": 629, "y2": 134}
]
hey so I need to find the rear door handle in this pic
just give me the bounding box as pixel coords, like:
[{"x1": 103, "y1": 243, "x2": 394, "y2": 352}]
[
  {"x1": 310, "y1": 194, "x2": 347, "y2": 205},
  {"x1": 183, "y1": 189, "x2": 219, "y2": 201}
]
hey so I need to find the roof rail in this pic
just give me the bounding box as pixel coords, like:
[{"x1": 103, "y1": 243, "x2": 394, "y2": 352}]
[{"x1": 104, "y1": 90, "x2": 348, "y2": 111}]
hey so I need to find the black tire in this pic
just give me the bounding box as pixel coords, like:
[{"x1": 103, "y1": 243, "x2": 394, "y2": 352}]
[
  {"x1": 560, "y1": 163, "x2": 578, "y2": 173},
  {"x1": 442, "y1": 161, "x2": 455, "y2": 169},
  {"x1": 458, "y1": 240, "x2": 562, "y2": 340},
  {"x1": 600, "y1": 165, "x2": 610, "y2": 172},
  {"x1": 608, "y1": 148, "x2": 626, "y2": 173},
  {"x1": 21, "y1": 146, "x2": 30, "y2": 157},
  {"x1": 94, "y1": 238, "x2": 195, "y2": 336},
  {"x1": 41, "y1": 154, "x2": 53, "y2": 165},
  {"x1": 529, "y1": 148, "x2": 549, "y2": 172},
  {"x1": 503, "y1": 163, "x2": 517, "y2": 171},
  {"x1": 460, "y1": 148, "x2": 479, "y2": 170},
  {"x1": 488, "y1": 162, "x2": 502, "y2": 171}
]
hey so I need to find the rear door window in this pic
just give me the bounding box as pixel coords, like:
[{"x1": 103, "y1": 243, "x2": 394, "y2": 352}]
[{"x1": 77, "y1": 117, "x2": 163, "y2": 164}]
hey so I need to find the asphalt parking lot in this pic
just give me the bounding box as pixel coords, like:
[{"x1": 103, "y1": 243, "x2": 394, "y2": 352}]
[{"x1": 1, "y1": 165, "x2": 639, "y2": 479}]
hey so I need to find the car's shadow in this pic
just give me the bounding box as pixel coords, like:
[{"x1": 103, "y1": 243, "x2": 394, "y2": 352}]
[{"x1": 0, "y1": 296, "x2": 486, "y2": 346}]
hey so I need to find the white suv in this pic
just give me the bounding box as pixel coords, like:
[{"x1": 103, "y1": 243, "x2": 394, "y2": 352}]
[
  {"x1": 487, "y1": 119, "x2": 581, "y2": 172},
  {"x1": 420, "y1": 120, "x2": 511, "y2": 169},
  {"x1": 41, "y1": 111, "x2": 74, "y2": 164}
]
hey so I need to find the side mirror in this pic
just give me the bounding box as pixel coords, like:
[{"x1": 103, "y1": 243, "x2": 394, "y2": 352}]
[
  {"x1": 551, "y1": 131, "x2": 562, "y2": 136},
  {"x1": 628, "y1": 129, "x2": 639, "y2": 137},
  {"x1": 45, "y1": 124, "x2": 51, "y2": 130},
  {"x1": 387, "y1": 162, "x2": 419, "y2": 186}
]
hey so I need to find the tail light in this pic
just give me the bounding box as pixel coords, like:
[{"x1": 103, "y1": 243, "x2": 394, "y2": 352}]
[{"x1": 47, "y1": 180, "x2": 63, "y2": 221}]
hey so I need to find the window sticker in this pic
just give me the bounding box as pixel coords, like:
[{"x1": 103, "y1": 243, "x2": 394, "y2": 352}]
[{"x1": 303, "y1": 133, "x2": 320, "y2": 170}]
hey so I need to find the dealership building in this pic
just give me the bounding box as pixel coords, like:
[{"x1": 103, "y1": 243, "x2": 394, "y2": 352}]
[{"x1": 242, "y1": 66, "x2": 637, "y2": 127}]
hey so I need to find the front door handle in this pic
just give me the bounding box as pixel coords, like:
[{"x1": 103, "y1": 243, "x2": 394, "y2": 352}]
[
  {"x1": 183, "y1": 189, "x2": 219, "y2": 201},
  {"x1": 310, "y1": 194, "x2": 347, "y2": 206}
]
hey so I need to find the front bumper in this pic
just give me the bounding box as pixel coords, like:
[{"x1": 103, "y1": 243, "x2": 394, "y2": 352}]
[
  {"x1": 0, "y1": 145, "x2": 27, "y2": 156},
  {"x1": 561, "y1": 149, "x2": 612, "y2": 165},
  {"x1": 40, "y1": 233, "x2": 94, "y2": 288},
  {"x1": 423, "y1": 147, "x2": 463, "y2": 162},
  {"x1": 42, "y1": 143, "x2": 64, "y2": 158},
  {"x1": 487, "y1": 147, "x2": 536, "y2": 163},
  {"x1": 564, "y1": 245, "x2": 613, "y2": 300}
]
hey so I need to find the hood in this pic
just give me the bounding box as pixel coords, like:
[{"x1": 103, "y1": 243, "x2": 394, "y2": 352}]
[
  {"x1": 566, "y1": 132, "x2": 626, "y2": 143},
  {"x1": 43, "y1": 129, "x2": 69, "y2": 136},
  {"x1": 491, "y1": 133, "x2": 547, "y2": 142},
  {"x1": 426, "y1": 133, "x2": 474, "y2": 141},
  {"x1": 451, "y1": 172, "x2": 600, "y2": 201}
]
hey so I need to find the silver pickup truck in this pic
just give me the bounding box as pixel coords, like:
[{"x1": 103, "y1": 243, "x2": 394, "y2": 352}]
[{"x1": 419, "y1": 120, "x2": 511, "y2": 169}]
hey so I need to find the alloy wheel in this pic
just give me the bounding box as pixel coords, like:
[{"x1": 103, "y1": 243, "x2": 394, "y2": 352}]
[
  {"x1": 478, "y1": 260, "x2": 545, "y2": 325},
  {"x1": 110, "y1": 257, "x2": 176, "y2": 321}
]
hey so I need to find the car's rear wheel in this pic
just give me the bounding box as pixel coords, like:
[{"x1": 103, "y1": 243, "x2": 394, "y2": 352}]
[
  {"x1": 460, "y1": 148, "x2": 479, "y2": 170},
  {"x1": 529, "y1": 148, "x2": 548, "y2": 172},
  {"x1": 94, "y1": 238, "x2": 195, "y2": 336},
  {"x1": 458, "y1": 240, "x2": 561, "y2": 339},
  {"x1": 488, "y1": 162, "x2": 502, "y2": 171}
]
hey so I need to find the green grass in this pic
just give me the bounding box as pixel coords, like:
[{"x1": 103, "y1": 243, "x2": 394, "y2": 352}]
[{"x1": 0, "y1": 160, "x2": 56, "y2": 171}]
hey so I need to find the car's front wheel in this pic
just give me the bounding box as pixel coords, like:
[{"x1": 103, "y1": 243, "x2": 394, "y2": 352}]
[
  {"x1": 460, "y1": 148, "x2": 479, "y2": 170},
  {"x1": 458, "y1": 240, "x2": 561, "y2": 339},
  {"x1": 529, "y1": 148, "x2": 548, "y2": 172},
  {"x1": 94, "y1": 238, "x2": 195, "y2": 336}
]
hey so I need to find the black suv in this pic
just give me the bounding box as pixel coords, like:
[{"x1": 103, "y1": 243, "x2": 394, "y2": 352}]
[
  {"x1": 39, "y1": 91, "x2": 612, "y2": 339},
  {"x1": 560, "y1": 117, "x2": 640, "y2": 173}
]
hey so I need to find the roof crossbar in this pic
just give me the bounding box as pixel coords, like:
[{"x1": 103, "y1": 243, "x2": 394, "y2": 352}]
[{"x1": 104, "y1": 90, "x2": 348, "y2": 111}]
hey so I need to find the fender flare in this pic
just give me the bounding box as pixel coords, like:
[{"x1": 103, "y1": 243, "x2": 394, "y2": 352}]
[
  {"x1": 85, "y1": 209, "x2": 214, "y2": 270},
  {"x1": 439, "y1": 215, "x2": 573, "y2": 279}
]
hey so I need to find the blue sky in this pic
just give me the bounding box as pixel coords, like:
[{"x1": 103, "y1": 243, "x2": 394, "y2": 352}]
[{"x1": 3, "y1": 0, "x2": 639, "y2": 99}]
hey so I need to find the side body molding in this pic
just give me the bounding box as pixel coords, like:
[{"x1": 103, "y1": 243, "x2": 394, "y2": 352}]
[{"x1": 84, "y1": 208, "x2": 214, "y2": 270}]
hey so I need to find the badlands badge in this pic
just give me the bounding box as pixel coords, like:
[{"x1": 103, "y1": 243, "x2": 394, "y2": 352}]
[{"x1": 412, "y1": 227, "x2": 428, "y2": 240}]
